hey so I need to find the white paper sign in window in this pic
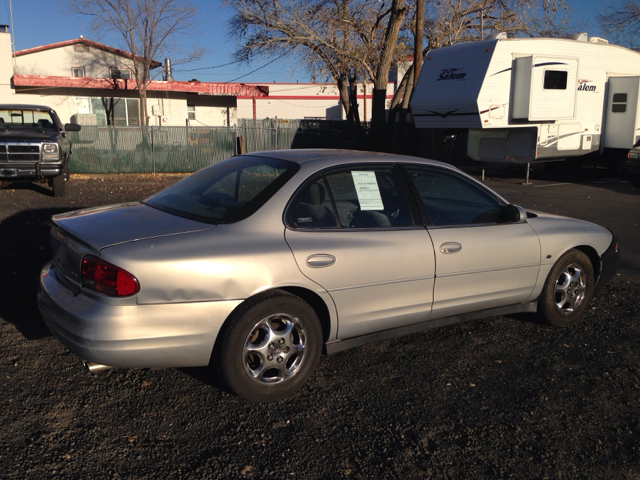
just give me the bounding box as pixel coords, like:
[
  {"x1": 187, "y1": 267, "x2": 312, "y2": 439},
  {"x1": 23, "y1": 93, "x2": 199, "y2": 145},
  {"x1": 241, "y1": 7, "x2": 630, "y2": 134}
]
[{"x1": 351, "y1": 171, "x2": 384, "y2": 210}]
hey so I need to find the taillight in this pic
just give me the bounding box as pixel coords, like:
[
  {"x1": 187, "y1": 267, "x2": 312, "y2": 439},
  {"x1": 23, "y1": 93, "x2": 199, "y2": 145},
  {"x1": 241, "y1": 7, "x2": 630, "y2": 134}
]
[{"x1": 81, "y1": 255, "x2": 140, "y2": 297}]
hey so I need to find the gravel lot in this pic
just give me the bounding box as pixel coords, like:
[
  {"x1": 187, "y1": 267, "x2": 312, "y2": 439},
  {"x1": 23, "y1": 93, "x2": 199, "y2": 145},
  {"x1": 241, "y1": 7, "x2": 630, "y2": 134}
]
[{"x1": 1, "y1": 172, "x2": 638, "y2": 478}]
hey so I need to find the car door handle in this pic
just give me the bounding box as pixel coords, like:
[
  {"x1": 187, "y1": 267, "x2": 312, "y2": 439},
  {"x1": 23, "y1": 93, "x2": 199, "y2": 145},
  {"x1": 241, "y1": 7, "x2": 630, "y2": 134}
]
[
  {"x1": 306, "y1": 254, "x2": 336, "y2": 268},
  {"x1": 440, "y1": 242, "x2": 462, "y2": 254}
]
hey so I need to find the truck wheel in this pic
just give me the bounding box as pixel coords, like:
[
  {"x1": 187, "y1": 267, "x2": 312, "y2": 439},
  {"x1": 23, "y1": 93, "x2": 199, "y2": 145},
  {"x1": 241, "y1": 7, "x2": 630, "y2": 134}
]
[
  {"x1": 52, "y1": 173, "x2": 66, "y2": 197},
  {"x1": 630, "y1": 173, "x2": 640, "y2": 186},
  {"x1": 216, "y1": 290, "x2": 323, "y2": 403}
]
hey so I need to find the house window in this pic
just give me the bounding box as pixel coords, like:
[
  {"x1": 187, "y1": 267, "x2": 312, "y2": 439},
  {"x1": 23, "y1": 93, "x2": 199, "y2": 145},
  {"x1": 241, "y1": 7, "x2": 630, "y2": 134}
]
[
  {"x1": 110, "y1": 68, "x2": 132, "y2": 80},
  {"x1": 91, "y1": 97, "x2": 140, "y2": 126},
  {"x1": 72, "y1": 67, "x2": 85, "y2": 78},
  {"x1": 74, "y1": 44, "x2": 89, "y2": 53},
  {"x1": 187, "y1": 104, "x2": 196, "y2": 120},
  {"x1": 543, "y1": 70, "x2": 568, "y2": 90}
]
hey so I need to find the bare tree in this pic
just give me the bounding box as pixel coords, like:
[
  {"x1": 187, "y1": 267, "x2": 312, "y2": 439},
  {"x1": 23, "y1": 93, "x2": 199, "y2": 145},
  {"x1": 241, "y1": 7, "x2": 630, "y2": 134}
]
[
  {"x1": 389, "y1": 0, "x2": 572, "y2": 121},
  {"x1": 226, "y1": 0, "x2": 411, "y2": 125},
  {"x1": 599, "y1": 0, "x2": 640, "y2": 50},
  {"x1": 69, "y1": 0, "x2": 200, "y2": 125}
]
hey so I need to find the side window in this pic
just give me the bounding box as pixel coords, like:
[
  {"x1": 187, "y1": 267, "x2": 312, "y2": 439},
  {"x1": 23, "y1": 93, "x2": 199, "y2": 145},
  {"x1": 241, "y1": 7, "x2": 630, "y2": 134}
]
[
  {"x1": 289, "y1": 165, "x2": 413, "y2": 229},
  {"x1": 291, "y1": 177, "x2": 339, "y2": 228},
  {"x1": 405, "y1": 166, "x2": 506, "y2": 226},
  {"x1": 612, "y1": 93, "x2": 628, "y2": 113},
  {"x1": 543, "y1": 70, "x2": 568, "y2": 90}
]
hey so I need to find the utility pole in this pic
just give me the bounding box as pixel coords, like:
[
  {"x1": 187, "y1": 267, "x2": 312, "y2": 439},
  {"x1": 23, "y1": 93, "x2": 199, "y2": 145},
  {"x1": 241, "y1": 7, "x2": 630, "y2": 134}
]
[{"x1": 9, "y1": 0, "x2": 16, "y2": 72}]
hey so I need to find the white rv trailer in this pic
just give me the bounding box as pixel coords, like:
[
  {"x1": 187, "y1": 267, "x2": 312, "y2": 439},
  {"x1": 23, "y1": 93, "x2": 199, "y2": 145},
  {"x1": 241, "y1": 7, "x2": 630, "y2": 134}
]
[{"x1": 410, "y1": 33, "x2": 640, "y2": 166}]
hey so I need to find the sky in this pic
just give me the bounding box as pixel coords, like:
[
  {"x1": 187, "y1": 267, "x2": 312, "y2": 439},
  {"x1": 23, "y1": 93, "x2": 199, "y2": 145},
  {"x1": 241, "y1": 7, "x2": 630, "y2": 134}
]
[{"x1": 0, "y1": 0, "x2": 612, "y2": 85}]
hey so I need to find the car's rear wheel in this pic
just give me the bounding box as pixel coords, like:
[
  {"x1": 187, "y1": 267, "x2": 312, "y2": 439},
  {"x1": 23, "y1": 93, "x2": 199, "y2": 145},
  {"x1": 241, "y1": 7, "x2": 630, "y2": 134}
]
[
  {"x1": 51, "y1": 173, "x2": 66, "y2": 197},
  {"x1": 538, "y1": 249, "x2": 594, "y2": 327},
  {"x1": 217, "y1": 290, "x2": 322, "y2": 403}
]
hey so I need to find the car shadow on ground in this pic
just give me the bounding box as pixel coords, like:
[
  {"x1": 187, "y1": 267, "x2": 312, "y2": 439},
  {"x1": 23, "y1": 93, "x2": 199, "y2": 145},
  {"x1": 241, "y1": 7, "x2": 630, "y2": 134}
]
[
  {"x1": 0, "y1": 207, "x2": 81, "y2": 339},
  {"x1": 179, "y1": 366, "x2": 233, "y2": 396},
  {"x1": 0, "y1": 179, "x2": 57, "y2": 197}
]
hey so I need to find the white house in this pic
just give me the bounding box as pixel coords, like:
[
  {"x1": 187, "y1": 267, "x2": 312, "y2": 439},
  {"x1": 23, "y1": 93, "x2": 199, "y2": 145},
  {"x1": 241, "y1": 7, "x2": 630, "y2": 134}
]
[{"x1": 0, "y1": 27, "x2": 394, "y2": 125}]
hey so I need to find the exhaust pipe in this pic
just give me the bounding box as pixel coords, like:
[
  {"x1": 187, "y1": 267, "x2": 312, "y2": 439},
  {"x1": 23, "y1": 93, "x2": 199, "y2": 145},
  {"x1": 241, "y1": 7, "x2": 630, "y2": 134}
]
[{"x1": 84, "y1": 362, "x2": 114, "y2": 373}]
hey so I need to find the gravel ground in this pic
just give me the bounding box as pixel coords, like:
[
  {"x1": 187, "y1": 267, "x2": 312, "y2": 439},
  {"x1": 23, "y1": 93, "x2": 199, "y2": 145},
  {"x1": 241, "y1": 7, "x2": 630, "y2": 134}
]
[{"x1": 0, "y1": 174, "x2": 639, "y2": 478}]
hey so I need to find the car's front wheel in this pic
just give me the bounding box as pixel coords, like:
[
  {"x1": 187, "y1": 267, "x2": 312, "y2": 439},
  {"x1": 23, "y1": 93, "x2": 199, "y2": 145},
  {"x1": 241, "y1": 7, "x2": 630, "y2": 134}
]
[
  {"x1": 538, "y1": 249, "x2": 594, "y2": 327},
  {"x1": 216, "y1": 290, "x2": 323, "y2": 403}
]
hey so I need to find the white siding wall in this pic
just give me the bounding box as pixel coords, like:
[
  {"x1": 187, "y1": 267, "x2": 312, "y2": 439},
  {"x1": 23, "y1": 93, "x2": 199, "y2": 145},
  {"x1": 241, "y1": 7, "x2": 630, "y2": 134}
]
[
  {"x1": 15, "y1": 44, "x2": 136, "y2": 79},
  {"x1": 239, "y1": 82, "x2": 395, "y2": 122},
  {"x1": 0, "y1": 31, "x2": 13, "y2": 98}
]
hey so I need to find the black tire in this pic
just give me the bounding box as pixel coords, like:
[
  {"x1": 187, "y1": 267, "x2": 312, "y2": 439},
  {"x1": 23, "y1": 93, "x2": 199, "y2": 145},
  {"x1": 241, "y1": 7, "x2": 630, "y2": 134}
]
[
  {"x1": 216, "y1": 290, "x2": 323, "y2": 403},
  {"x1": 51, "y1": 173, "x2": 66, "y2": 197},
  {"x1": 538, "y1": 249, "x2": 594, "y2": 327},
  {"x1": 606, "y1": 152, "x2": 627, "y2": 176}
]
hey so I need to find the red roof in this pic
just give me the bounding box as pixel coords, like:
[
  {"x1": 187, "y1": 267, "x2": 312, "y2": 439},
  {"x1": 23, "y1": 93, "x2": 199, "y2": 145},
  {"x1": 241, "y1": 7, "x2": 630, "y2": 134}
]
[
  {"x1": 12, "y1": 74, "x2": 269, "y2": 97},
  {"x1": 14, "y1": 38, "x2": 162, "y2": 69}
]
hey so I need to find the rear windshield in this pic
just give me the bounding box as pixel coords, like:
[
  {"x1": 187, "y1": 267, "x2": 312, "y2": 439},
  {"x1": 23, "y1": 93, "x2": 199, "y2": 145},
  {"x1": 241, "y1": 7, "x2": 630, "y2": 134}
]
[
  {"x1": 143, "y1": 155, "x2": 299, "y2": 224},
  {"x1": 0, "y1": 108, "x2": 57, "y2": 131}
]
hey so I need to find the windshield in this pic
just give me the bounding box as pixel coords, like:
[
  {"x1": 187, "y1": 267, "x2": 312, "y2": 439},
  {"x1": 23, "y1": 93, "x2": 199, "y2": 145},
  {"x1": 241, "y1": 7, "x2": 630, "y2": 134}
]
[
  {"x1": 0, "y1": 108, "x2": 58, "y2": 132},
  {"x1": 143, "y1": 155, "x2": 299, "y2": 224}
]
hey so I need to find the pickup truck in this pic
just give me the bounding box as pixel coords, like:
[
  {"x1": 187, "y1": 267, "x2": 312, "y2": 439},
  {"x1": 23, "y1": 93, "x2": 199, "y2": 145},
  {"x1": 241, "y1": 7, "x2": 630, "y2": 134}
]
[
  {"x1": 0, "y1": 104, "x2": 81, "y2": 197},
  {"x1": 627, "y1": 147, "x2": 640, "y2": 186}
]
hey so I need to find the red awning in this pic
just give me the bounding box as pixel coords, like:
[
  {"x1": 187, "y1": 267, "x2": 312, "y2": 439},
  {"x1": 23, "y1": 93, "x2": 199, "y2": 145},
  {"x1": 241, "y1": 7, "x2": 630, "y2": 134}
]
[{"x1": 12, "y1": 74, "x2": 269, "y2": 97}]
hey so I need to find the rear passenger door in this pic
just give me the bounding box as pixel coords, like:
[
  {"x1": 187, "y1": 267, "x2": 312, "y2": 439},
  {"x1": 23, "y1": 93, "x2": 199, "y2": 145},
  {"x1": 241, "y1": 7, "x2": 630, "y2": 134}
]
[{"x1": 285, "y1": 164, "x2": 436, "y2": 340}]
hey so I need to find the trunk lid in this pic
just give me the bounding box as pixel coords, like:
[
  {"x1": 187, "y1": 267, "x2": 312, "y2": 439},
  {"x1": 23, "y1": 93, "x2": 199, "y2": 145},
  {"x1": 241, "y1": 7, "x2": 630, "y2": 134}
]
[{"x1": 50, "y1": 203, "x2": 212, "y2": 289}]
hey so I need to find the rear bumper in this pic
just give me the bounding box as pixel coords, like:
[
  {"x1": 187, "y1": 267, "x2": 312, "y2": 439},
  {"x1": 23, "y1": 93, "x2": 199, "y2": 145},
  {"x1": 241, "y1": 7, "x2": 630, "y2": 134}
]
[
  {"x1": 595, "y1": 233, "x2": 620, "y2": 295},
  {"x1": 38, "y1": 262, "x2": 241, "y2": 368}
]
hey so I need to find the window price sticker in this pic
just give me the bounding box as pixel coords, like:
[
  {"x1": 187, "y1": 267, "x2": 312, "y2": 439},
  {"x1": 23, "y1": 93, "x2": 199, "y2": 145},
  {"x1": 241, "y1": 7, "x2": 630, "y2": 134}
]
[{"x1": 351, "y1": 171, "x2": 384, "y2": 210}]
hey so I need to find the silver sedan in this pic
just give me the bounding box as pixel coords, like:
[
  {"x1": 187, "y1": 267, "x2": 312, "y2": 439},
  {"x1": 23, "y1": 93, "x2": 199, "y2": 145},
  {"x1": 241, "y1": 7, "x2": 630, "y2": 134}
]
[{"x1": 38, "y1": 150, "x2": 619, "y2": 402}]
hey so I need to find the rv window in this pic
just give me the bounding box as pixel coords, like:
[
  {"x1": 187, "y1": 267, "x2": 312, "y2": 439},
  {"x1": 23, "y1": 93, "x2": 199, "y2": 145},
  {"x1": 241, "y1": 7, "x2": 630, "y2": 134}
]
[
  {"x1": 612, "y1": 93, "x2": 628, "y2": 113},
  {"x1": 543, "y1": 70, "x2": 567, "y2": 90}
]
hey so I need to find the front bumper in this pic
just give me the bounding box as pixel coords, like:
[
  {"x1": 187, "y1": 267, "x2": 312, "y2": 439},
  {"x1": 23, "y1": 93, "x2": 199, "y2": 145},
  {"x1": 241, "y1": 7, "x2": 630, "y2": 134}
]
[
  {"x1": 594, "y1": 233, "x2": 620, "y2": 295},
  {"x1": 626, "y1": 158, "x2": 640, "y2": 175},
  {"x1": 38, "y1": 262, "x2": 242, "y2": 368},
  {"x1": 0, "y1": 163, "x2": 63, "y2": 179}
]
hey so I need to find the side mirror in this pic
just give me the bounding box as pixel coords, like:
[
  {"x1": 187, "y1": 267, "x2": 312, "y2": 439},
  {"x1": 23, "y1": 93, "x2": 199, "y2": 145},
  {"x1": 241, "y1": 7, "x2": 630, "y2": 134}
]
[
  {"x1": 64, "y1": 123, "x2": 82, "y2": 132},
  {"x1": 504, "y1": 204, "x2": 527, "y2": 223}
]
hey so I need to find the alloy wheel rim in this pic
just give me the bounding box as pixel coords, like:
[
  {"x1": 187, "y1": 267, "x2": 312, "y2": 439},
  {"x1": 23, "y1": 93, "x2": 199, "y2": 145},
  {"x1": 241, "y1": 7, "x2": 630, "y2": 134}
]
[
  {"x1": 243, "y1": 313, "x2": 307, "y2": 385},
  {"x1": 553, "y1": 263, "x2": 587, "y2": 315}
]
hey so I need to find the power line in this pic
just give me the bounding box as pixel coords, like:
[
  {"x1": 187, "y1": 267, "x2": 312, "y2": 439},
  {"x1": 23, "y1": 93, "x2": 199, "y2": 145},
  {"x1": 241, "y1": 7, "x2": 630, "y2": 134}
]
[
  {"x1": 225, "y1": 51, "x2": 291, "y2": 83},
  {"x1": 177, "y1": 60, "x2": 243, "y2": 72}
]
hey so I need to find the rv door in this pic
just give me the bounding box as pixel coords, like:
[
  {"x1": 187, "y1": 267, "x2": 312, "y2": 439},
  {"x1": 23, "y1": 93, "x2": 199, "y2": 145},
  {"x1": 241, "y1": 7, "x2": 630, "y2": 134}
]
[
  {"x1": 603, "y1": 76, "x2": 640, "y2": 149},
  {"x1": 512, "y1": 56, "x2": 578, "y2": 121}
]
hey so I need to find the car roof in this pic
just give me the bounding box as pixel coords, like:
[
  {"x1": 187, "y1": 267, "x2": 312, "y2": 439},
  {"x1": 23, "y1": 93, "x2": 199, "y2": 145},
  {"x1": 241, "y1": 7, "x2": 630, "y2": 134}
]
[
  {"x1": 0, "y1": 104, "x2": 54, "y2": 112},
  {"x1": 247, "y1": 149, "x2": 454, "y2": 169}
]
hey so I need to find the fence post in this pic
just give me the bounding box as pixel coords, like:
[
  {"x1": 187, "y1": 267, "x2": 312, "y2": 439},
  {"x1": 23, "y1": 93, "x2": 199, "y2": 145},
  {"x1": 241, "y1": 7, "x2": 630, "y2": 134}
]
[
  {"x1": 274, "y1": 116, "x2": 279, "y2": 150},
  {"x1": 234, "y1": 124, "x2": 238, "y2": 156},
  {"x1": 151, "y1": 126, "x2": 156, "y2": 174}
]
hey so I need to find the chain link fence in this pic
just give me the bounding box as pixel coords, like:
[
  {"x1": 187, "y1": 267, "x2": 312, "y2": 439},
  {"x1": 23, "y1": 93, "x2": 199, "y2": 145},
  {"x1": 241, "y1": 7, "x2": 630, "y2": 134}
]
[
  {"x1": 67, "y1": 118, "x2": 427, "y2": 174},
  {"x1": 68, "y1": 119, "x2": 302, "y2": 174}
]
